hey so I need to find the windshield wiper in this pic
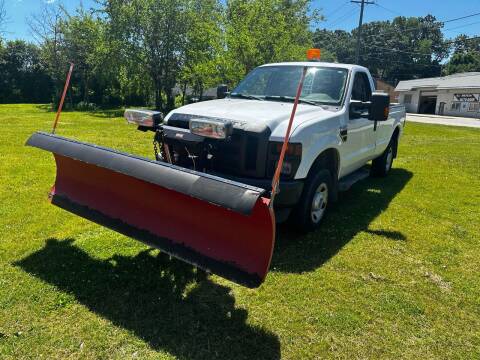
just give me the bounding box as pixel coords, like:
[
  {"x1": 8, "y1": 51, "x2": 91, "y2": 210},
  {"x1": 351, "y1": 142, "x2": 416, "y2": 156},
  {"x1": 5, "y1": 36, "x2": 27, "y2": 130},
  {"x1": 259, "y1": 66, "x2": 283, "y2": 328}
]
[
  {"x1": 230, "y1": 93, "x2": 265, "y2": 101},
  {"x1": 265, "y1": 95, "x2": 319, "y2": 106}
]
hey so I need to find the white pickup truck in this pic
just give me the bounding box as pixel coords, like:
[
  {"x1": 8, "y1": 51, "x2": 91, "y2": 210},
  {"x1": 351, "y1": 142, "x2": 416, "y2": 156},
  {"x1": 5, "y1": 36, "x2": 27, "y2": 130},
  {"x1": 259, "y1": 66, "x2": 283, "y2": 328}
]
[{"x1": 131, "y1": 61, "x2": 406, "y2": 232}]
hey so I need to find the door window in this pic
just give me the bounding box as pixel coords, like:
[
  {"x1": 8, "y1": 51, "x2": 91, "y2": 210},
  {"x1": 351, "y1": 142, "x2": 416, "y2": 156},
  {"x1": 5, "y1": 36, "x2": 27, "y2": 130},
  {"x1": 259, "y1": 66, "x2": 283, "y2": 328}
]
[{"x1": 351, "y1": 72, "x2": 372, "y2": 102}]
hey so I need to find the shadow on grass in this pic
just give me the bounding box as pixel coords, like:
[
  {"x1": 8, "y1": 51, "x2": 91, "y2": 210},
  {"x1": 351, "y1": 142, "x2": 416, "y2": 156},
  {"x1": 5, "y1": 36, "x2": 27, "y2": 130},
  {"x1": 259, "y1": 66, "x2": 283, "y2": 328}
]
[
  {"x1": 33, "y1": 104, "x2": 125, "y2": 118},
  {"x1": 88, "y1": 109, "x2": 125, "y2": 118},
  {"x1": 15, "y1": 240, "x2": 280, "y2": 360},
  {"x1": 272, "y1": 168, "x2": 413, "y2": 273},
  {"x1": 34, "y1": 104, "x2": 53, "y2": 112}
]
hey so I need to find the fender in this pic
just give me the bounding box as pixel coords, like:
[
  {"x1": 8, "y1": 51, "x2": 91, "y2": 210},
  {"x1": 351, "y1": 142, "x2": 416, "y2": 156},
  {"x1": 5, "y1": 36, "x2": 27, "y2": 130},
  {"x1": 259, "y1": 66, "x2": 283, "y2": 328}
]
[{"x1": 288, "y1": 116, "x2": 342, "y2": 180}]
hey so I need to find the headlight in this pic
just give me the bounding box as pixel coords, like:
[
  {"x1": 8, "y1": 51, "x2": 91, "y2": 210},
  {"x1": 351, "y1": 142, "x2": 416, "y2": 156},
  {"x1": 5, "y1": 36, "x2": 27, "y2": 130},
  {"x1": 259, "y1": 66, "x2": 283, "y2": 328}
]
[
  {"x1": 189, "y1": 118, "x2": 233, "y2": 139},
  {"x1": 124, "y1": 109, "x2": 163, "y2": 128}
]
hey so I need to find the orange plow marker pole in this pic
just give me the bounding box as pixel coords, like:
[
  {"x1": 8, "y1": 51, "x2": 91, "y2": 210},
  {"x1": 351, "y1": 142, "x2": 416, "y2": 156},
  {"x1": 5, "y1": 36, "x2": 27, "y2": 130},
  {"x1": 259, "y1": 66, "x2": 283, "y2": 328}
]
[
  {"x1": 270, "y1": 66, "x2": 307, "y2": 206},
  {"x1": 52, "y1": 63, "x2": 74, "y2": 134}
]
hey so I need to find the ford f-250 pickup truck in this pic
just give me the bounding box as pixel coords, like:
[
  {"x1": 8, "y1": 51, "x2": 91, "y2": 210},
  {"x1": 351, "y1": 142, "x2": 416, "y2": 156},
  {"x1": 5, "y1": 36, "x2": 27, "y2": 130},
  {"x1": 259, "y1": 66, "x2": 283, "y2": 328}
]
[
  {"x1": 128, "y1": 61, "x2": 406, "y2": 232},
  {"x1": 27, "y1": 56, "x2": 407, "y2": 287}
]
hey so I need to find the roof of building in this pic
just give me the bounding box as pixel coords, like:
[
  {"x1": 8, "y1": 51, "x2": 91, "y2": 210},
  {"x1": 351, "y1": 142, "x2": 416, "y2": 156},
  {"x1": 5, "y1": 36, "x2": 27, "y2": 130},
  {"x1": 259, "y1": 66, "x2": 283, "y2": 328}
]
[{"x1": 396, "y1": 72, "x2": 480, "y2": 92}]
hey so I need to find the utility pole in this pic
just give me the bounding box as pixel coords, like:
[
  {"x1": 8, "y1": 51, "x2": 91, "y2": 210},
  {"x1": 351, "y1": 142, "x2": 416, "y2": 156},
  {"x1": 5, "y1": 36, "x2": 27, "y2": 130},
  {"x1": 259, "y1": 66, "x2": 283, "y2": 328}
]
[{"x1": 351, "y1": 0, "x2": 374, "y2": 64}]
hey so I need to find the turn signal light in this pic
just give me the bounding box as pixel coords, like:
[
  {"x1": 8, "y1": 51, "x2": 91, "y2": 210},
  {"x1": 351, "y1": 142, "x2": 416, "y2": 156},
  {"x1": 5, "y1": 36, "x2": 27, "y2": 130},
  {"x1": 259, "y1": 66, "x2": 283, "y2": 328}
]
[
  {"x1": 384, "y1": 106, "x2": 390, "y2": 118},
  {"x1": 268, "y1": 142, "x2": 302, "y2": 178}
]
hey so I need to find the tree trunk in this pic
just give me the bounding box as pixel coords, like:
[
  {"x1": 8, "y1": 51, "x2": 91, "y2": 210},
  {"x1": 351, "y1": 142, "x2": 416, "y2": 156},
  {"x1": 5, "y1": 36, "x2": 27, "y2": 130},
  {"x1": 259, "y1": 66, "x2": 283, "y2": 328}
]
[
  {"x1": 154, "y1": 79, "x2": 162, "y2": 111},
  {"x1": 165, "y1": 87, "x2": 175, "y2": 113},
  {"x1": 83, "y1": 72, "x2": 89, "y2": 103},
  {"x1": 182, "y1": 82, "x2": 187, "y2": 105}
]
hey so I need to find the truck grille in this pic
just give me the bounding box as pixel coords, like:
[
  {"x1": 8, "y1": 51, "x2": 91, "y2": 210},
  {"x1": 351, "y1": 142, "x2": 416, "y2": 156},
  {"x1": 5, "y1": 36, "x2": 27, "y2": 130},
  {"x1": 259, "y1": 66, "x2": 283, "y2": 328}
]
[{"x1": 167, "y1": 113, "x2": 270, "y2": 178}]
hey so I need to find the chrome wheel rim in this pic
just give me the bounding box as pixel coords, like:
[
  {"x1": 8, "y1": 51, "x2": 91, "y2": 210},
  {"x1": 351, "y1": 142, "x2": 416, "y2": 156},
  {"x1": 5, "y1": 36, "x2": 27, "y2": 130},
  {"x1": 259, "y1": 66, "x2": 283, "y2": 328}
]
[
  {"x1": 385, "y1": 147, "x2": 393, "y2": 172},
  {"x1": 311, "y1": 182, "x2": 328, "y2": 224}
]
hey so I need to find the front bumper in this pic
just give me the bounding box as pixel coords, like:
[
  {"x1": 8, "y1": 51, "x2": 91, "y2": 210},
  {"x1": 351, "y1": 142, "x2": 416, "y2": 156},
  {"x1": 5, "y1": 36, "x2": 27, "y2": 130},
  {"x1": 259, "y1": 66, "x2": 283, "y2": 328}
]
[{"x1": 216, "y1": 174, "x2": 304, "y2": 208}]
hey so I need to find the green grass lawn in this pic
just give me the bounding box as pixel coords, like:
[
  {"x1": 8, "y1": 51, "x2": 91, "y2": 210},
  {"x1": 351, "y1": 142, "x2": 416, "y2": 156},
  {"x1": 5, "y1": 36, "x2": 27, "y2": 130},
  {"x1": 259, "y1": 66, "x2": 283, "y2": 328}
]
[{"x1": 0, "y1": 104, "x2": 479, "y2": 359}]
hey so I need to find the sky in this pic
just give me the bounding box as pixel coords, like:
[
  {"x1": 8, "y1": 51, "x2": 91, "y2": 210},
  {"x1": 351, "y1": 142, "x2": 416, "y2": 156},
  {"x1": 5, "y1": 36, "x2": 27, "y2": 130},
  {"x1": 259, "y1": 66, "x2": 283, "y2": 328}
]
[
  {"x1": 1, "y1": 0, "x2": 98, "y2": 41},
  {"x1": 1, "y1": 0, "x2": 480, "y2": 42}
]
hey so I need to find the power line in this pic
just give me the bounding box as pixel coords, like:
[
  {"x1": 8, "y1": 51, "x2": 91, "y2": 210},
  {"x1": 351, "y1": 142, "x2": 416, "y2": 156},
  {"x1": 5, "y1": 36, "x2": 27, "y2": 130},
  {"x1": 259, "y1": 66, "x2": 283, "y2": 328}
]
[
  {"x1": 362, "y1": 36, "x2": 480, "y2": 58},
  {"x1": 320, "y1": 6, "x2": 480, "y2": 60},
  {"x1": 360, "y1": 11, "x2": 480, "y2": 42},
  {"x1": 444, "y1": 20, "x2": 480, "y2": 33},
  {"x1": 443, "y1": 12, "x2": 480, "y2": 23},
  {"x1": 361, "y1": 55, "x2": 443, "y2": 68},
  {"x1": 374, "y1": 3, "x2": 402, "y2": 17},
  {"x1": 374, "y1": 4, "x2": 480, "y2": 24},
  {"x1": 365, "y1": 44, "x2": 441, "y2": 57},
  {"x1": 325, "y1": 7, "x2": 358, "y2": 28},
  {"x1": 324, "y1": 1, "x2": 350, "y2": 19}
]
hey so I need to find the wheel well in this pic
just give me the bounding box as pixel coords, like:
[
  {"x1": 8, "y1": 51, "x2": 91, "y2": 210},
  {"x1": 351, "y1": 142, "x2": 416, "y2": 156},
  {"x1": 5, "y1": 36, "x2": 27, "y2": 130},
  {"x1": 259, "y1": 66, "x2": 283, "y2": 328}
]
[
  {"x1": 392, "y1": 126, "x2": 400, "y2": 157},
  {"x1": 307, "y1": 148, "x2": 340, "y2": 201}
]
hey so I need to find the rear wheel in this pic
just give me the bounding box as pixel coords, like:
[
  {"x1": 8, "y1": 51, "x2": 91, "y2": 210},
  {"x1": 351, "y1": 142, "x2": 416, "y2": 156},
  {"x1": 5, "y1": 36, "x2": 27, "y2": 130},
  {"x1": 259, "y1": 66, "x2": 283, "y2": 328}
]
[
  {"x1": 371, "y1": 136, "x2": 396, "y2": 177},
  {"x1": 291, "y1": 169, "x2": 333, "y2": 232}
]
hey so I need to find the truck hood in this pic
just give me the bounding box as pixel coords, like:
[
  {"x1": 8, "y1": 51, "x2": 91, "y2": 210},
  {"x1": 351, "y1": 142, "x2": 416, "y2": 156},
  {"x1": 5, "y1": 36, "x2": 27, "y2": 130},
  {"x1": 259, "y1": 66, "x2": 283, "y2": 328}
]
[{"x1": 165, "y1": 98, "x2": 339, "y2": 135}]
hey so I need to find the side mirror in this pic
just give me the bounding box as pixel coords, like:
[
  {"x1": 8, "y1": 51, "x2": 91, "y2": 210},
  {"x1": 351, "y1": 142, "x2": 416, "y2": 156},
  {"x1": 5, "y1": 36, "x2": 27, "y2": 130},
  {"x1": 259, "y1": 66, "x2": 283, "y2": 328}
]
[
  {"x1": 369, "y1": 92, "x2": 390, "y2": 121},
  {"x1": 349, "y1": 100, "x2": 366, "y2": 119},
  {"x1": 217, "y1": 85, "x2": 229, "y2": 99}
]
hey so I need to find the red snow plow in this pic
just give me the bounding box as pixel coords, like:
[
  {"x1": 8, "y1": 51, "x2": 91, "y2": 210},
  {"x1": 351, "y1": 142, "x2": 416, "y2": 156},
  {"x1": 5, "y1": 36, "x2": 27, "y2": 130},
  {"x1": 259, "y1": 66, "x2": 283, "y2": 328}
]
[
  {"x1": 27, "y1": 65, "x2": 308, "y2": 288},
  {"x1": 27, "y1": 132, "x2": 275, "y2": 287}
]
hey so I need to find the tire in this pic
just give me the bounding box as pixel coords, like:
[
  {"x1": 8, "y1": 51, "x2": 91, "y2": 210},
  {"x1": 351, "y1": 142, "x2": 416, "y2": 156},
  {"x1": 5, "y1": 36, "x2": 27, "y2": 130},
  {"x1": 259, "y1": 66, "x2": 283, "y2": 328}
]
[
  {"x1": 291, "y1": 169, "x2": 333, "y2": 232},
  {"x1": 371, "y1": 136, "x2": 397, "y2": 177}
]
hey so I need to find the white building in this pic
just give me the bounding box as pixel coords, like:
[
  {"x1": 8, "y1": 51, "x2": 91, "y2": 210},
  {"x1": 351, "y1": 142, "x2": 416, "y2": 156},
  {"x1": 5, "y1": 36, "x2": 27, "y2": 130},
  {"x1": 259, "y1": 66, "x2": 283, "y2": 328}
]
[{"x1": 395, "y1": 72, "x2": 480, "y2": 118}]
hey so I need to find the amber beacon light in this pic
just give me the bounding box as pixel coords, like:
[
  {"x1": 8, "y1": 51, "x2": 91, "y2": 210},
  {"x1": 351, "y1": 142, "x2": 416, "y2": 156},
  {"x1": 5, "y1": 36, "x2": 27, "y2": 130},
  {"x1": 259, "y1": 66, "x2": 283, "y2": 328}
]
[{"x1": 306, "y1": 48, "x2": 321, "y2": 61}]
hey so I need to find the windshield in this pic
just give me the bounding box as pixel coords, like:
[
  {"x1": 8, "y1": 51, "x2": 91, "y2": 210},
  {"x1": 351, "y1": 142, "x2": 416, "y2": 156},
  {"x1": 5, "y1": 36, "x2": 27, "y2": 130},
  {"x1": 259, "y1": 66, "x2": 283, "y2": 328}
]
[{"x1": 231, "y1": 66, "x2": 349, "y2": 105}]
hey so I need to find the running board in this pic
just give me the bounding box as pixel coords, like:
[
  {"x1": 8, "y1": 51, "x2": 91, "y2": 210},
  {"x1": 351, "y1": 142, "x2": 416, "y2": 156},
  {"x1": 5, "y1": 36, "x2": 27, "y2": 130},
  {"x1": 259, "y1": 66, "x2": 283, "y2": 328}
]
[{"x1": 338, "y1": 167, "x2": 370, "y2": 192}]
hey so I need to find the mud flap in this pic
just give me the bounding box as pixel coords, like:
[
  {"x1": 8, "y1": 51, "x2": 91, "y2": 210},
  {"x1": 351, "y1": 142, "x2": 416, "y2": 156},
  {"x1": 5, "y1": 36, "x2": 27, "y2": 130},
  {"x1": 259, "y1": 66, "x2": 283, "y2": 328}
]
[{"x1": 27, "y1": 132, "x2": 275, "y2": 288}]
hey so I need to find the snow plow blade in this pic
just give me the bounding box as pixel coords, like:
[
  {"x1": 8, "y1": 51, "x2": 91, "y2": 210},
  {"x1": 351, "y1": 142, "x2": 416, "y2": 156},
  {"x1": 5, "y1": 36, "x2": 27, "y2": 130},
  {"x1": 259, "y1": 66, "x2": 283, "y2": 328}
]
[{"x1": 26, "y1": 132, "x2": 275, "y2": 288}]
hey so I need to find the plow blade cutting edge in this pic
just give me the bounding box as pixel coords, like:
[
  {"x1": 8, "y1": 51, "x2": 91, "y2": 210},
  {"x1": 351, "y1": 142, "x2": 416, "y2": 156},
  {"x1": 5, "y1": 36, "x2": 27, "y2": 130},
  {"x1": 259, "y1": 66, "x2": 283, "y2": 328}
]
[{"x1": 27, "y1": 132, "x2": 275, "y2": 288}]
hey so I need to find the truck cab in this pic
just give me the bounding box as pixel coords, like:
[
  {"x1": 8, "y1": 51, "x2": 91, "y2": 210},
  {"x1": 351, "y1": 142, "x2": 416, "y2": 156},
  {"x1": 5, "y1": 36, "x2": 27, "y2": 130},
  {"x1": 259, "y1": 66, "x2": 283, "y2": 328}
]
[{"x1": 131, "y1": 61, "x2": 406, "y2": 231}]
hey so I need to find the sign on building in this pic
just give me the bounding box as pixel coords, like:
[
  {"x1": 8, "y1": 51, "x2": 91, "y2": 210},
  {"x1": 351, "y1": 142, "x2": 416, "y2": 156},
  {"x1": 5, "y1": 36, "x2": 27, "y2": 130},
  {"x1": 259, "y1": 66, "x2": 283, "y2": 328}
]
[{"x1": 453, "y1": 93, "x2": 480, "y2": 102}]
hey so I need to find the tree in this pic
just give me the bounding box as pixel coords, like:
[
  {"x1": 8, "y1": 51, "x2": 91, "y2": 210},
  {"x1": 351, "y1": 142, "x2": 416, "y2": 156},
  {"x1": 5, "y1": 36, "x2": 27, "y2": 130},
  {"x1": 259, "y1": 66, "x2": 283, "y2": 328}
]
[
  {"x1": 181, "y1": 0, "x2": 224, "y2": 100},
  {"x1": 358, "y1": 15, "x2": 449, "y2": 82},
  {"x1": 59, "y1": 7, "x2": 106, "y2": 104},
  {"x1": 313, "y1": 29, "x2": 354, "y2": 63},
  {"x1": 101, "y1": 0, "x2": 190, "y2": 112},
  {"x1": 443, "y1": 34, "x2": 480, "y2": 75},
  {"x1": 28, "y1": 3, "x2": 68, "y2": 104},
  {"x1": 451, "y1": 34, "x2": 480, "y2": 54},
  {"x1": 225, "y1": 0, "x2": 318, "y2": 84},
  {"x1": 314, "y1": 15, "x2": 450, "y2": 84},
  {"x1": 444, "y1": 52, "x2": 480, "y2": 75},
  {"x1": 0, "y1": 41, "x2": 52, "y2": 103}
]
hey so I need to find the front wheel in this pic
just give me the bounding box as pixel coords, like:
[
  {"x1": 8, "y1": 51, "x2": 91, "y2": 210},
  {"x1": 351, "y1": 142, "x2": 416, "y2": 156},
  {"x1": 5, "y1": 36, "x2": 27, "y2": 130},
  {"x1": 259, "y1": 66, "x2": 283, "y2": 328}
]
[
  {"x1": 371, "y1": 137, "x2": 396, "y2": 177},
  {"x1": 291, "y1": 169, "x2": 333, "y2": 232}
]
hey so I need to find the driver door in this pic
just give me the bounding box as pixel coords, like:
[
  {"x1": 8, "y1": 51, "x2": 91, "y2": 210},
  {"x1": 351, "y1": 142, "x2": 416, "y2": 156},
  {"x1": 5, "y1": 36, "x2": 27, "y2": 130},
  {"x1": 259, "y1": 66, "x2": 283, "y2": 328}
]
[{"x1": 342, "y1": 72, "x2": 376, "y2": 175}]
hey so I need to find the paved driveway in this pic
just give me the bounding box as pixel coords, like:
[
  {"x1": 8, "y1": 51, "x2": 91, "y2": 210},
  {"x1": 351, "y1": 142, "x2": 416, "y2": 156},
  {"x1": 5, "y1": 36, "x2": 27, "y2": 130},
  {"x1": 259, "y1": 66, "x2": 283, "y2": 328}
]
[{"x1": 407, "y1": 113, "x2": 480, "y2": 128}]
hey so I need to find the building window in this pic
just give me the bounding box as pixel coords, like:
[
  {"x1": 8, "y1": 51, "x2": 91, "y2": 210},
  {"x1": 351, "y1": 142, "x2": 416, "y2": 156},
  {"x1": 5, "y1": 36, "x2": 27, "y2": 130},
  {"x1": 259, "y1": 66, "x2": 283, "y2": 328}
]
[
  {"x1": 451, "y1": 102, "x2": 461, "y2": 111},
  {"x1": 468, "y1": 103, "x2": 480, "y2": 112},
  {"x1": 404, "y1": 94, "x2": 412, "y2": 104}
]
